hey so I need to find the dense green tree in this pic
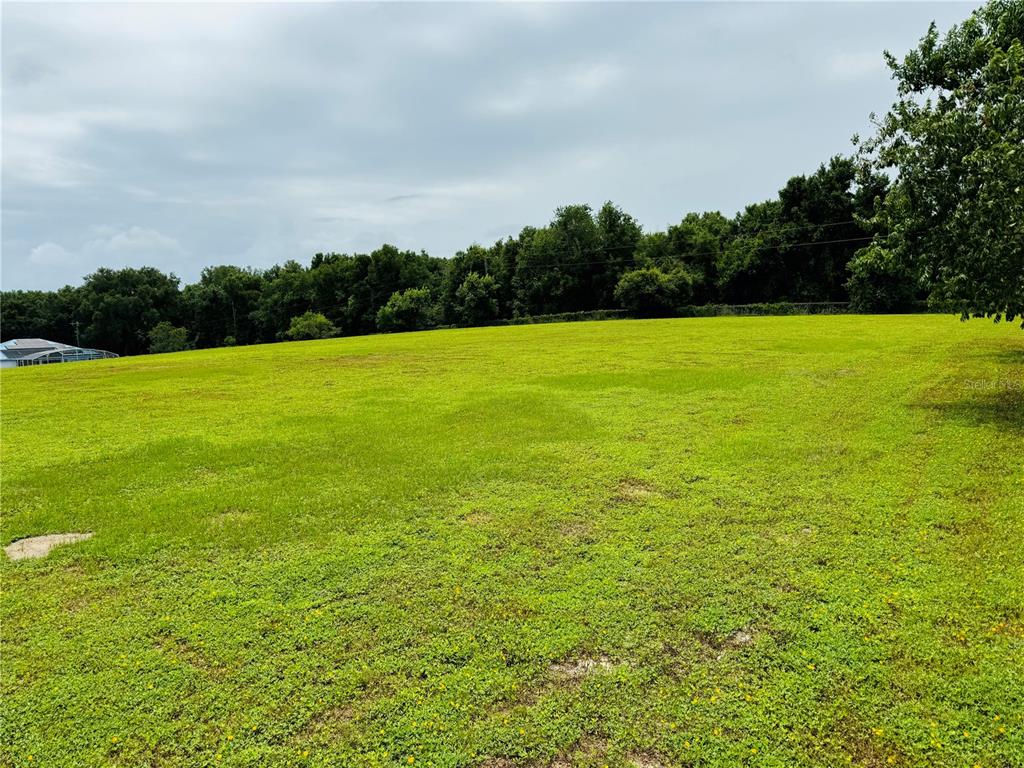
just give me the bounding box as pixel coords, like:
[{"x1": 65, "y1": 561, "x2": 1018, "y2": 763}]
[
  {"x1": 147, "y1": 321, "x2": 192, "y2": 353},
  {"x1": 76, "y1": 267, "x2": 182, "y2": 355},
  {"x1": 718, "y1": 157, "x2": 884, "y2": 303},
  {"x1": 716, "y1": 199, "x2": 784, "y2": 304},
  {"x1": 634, "y1": 231, "x2": 673, "y2": 266},
  {"x1": 308, "y1": 253, "x2": 366, "y2": 333},
  {"x1": 846, "y1": 244, "x2": 922, "y2": 312},
  {"x1": 1, "y1": 288, "x2": 80, "y2": 343},
  {"x1": 339, "y1": 246, "x2": 443, "y2": 335},
  {"x1": 1, "y1": 291, "x2": 50, "y2": 341},
  {"x1": 592, "y1": 202, "x2": 643, "y2": 307},
  {"x1": 182, "y1": 265, "x2": 265, "y2": 348},
  {"x1": 376, "y1": 287, "x2": 436, "y2": 332},
  {"x1": 514, "y1": 205, "x2": 602, "y2": 316},
  {"x1": 614, "y1": 267, "x2": 693, "y2": 317},
  {"x1": 283, "y1": 311, "x2": 338, "y2": 341},
  {"x1": 251, "y1": 261, "x2": 314, "y2": 342},
  {"x1": 636, "y1": 212, "x2": 734, "y2": 303},
  {"x1": 856, "y1": 0, "x2": 1024, "y2": 324},
  {"x1": 439, "y1": 245, "x2": 492, "y2": 324},
  {"x1": 453, "y1": 272, "x2": 501, "y2": 326},
  {"x1": 665, "y1": 212, "x2": 734, "y2": 302},
  {"x1": 487, "y1": 238, "x2": 521, "y2": 315}
]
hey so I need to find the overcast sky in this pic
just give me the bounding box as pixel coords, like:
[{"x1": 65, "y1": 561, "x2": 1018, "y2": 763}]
[{"x1": 2, "y1": 2, "x2": 978, "y2": 291}]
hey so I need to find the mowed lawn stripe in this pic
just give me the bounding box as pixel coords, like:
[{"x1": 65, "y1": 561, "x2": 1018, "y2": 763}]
[{"x1": 1, "y1": 315, "x2": 1021, "y2": 767}]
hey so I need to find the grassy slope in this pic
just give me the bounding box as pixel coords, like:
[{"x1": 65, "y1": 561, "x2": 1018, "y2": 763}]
[{"x1": 1, "y1": 315, "x2": 1021, "y2": 768}]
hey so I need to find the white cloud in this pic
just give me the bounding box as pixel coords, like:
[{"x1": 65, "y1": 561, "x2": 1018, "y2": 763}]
[
  {"x1": 81, "y1": 226, "x2": 185, "y2": 260},
  {"x1": 24, "y1": 228, "x2": 185, "y2": 277},
  {"x1": 28, "y1": 242, "x2": 74, "y2": 266}
]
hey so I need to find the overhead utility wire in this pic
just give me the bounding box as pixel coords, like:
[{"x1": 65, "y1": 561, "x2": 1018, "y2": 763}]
[{"x1": 511, "y1": 235, "x2": 875, "y2": 273}]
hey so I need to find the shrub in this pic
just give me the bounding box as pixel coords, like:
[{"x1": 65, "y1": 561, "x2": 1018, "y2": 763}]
[
  {"x1": 147, "y1": 321, "x2": 191, "y2": 354},
  {"x1": 283, "y1": 311, "x2": 338, "y2": 341},
  {"x1": 614, "y1": 267, "x2": 693, "y2": 317},
  {"x1": 846, "y1": 245, "x2": 920, "y2": 312},
  {"x1": 376, "y1": 288, "x2": 436, "y2": 332}
]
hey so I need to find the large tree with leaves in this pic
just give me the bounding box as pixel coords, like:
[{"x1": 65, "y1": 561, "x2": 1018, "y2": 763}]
[
  {"x1": 182, "y1": 265, "x2": 265, "y2": 348},
  {"x1": 76, "y1": 267, "x2": 182, "y2": 355},
  {"x1": 856, "y1": 0, "x2": 1023, "y2": 324}
]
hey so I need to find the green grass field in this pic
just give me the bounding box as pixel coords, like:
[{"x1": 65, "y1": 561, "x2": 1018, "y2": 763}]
[{"x1": 2, "y1": 315, "x2": 1022, "y2": 768}]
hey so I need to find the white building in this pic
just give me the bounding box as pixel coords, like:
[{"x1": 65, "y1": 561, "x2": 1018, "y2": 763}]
[{"x1": 0, "y1": 338, "x2": 119, "y2": 368}]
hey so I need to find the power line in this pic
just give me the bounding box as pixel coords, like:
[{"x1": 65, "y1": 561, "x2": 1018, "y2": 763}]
[
  {"x1": 733, "y1": 218, "x2": 862, "y2": 238},
  {"x1": 450, "y1": 215, "x2": 873, "y2": 272},
  {"x1": 510, "y1": 235, "x2": 875, "y2": 273}
]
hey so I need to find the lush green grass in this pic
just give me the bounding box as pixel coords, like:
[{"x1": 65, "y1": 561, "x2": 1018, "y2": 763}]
[{"x1": 2, "y1": 315, "x2": 1022, "y2": 768}]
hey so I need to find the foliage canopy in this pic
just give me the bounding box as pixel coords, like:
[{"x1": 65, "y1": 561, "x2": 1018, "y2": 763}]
[{"x1": 857, "y1": 0, "x2": 1024, "y2": 323}]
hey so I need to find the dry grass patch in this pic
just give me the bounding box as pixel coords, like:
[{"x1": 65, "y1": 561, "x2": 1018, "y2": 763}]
[{"x1": 613, "y1": 478, "x2": 662, "y2": 503}]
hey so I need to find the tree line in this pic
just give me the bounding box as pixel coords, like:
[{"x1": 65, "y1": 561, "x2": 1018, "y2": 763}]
[
  {"x1": 2, "y1": 156, "x2": 906, "y2": 356},
  {"x1": 2, "y1": 0, "x2": 1020, "y2": 355}
]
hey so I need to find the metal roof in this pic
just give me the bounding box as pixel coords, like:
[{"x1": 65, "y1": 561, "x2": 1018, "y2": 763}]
[
  {"x1": 0, "y1": 338, "x2": 118, "y2": 364},
  {"x1": 1, "y1": 338, "x2": 74, "y2": 352}
]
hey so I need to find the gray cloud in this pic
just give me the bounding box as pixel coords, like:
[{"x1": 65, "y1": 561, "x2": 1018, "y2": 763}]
[{"x1": 1, "y1": 1, "x2": 979, "y2": 290}]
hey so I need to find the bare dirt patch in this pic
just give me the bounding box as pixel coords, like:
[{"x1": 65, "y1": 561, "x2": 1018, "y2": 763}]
[
  {"x1": 498, "y1": 655, "x2": 622, "y2": 714},
  {"x1": 726, "y1": 628, "x2": 756, "y2": 647},
  {"x1": 690, "y1": 627, "x2": 757, "y2": 660},
  {"x1": 5, "y1": 533, "x2": 93, "y2": 561},
  {"x1": 627, "y1": 752, "x2": 671, "y2": 768},
  {"x1": 546, "y1": 738, "x2": 609, "y2": 768},
  {"x1": 288, "y1": 704, "x2": 357, "y2": 747},
  {"x1": 573, "y1": 735, "x2": 609, "y2": 761},
  {"x1": 558, "y1": 520, "x2": 594, "y2": 540},
  {"x1": 549, "y1": 655, "x2": 617, "y2": 680},
  {"x1": 479, "y1": 759, "x2": 517, "y2": 768}
]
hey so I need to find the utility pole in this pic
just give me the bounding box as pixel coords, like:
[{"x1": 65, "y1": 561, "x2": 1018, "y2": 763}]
[{"x1": 72, "y1": 320, "x2": 81, "y2": 347}]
